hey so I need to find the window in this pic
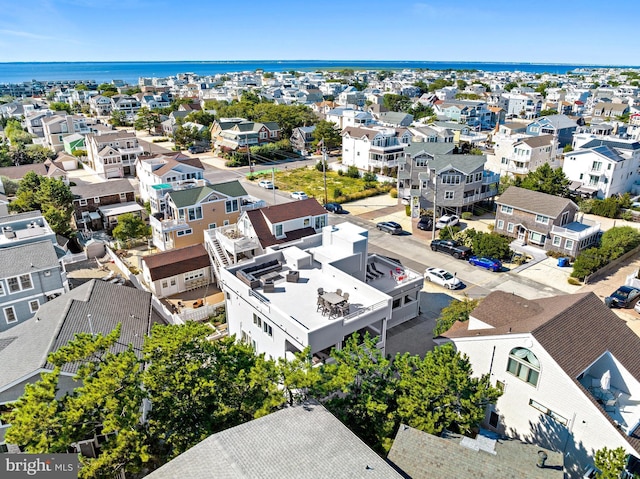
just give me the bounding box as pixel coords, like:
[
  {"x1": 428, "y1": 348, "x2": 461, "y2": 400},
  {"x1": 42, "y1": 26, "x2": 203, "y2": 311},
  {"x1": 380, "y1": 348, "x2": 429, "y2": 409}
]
[
  {"x1": 184, "y1": 270, "x2": 204, "y2": 282},
  {"x1": 7, "y1": 274, "x2": 32, "y2": 293},
  {"x1": 162, "y1": 280, "x2": 168, "y2": 288},
  {"x1": 223, "y1": 220, "x2": 230, "y2": 226},
  {"x1": 501, "y1": 157, "x2": 509, "y2": 165},
  {"x1": 506, "y1": 347, "x2": 540, "y2": 387},
  {"x1": 475, "y1": 172, "x2": 482, "y2": 181},
  {"x1": 0, "y1": 281, "x2": 4, "y2": 297},
  {"x1": 3, "y1": 306, "x2": 17, "y2": 324},
  {"x1": 29, "y1": 300, "x2": 39, "y2": 313},
  {"x1": 444, "y1": 191, "x2": 454, "y2": 200},
  {"x1": 170, "y1": 278, "x2": 176, "y2": 286},
  {"x1": 225, "y1": 199, "x2": 239, "y2": 213},
  {"x1": 253, "y1": 313, "x2": 262, "y2": 328},
  {"x1": 176, "y1": 228, "x2": 193, "y2": 237},
  {"x1": 501, "y1": 205, "x2": 513, "y2": 214},
  {"x1": 208, "y1": 223, "x2": 217, "y2": 230},
  {"x1": 303, "y1": 218, "x2": 310, "y2": 227},
  {"x1": 79, "y1": 199, "x2": 88, "y2": 206},
  {"x1": 535, "y1": 214, "x2": 549, "y2": 224},
  {"x1": 565, "y1": 239, "x2": 574, "y2": 250},
  {"x1": 496, "y1": 219, "x2": 504, "y2": 230},
  {"x1": 186, "y1": 206, "x2": 202, "y2": 221},
  {"x1": 20, "y1": 275, "x2": 32, "y2": 290},
  {"x1": 552, "y1": 236, "x2": 561, "y2": 246},
  {"x1": 529, "y1": 399, "x2": 567, "y2": 425},
  {"x1": 119, "y1": 192, "x2": 127, "y2": 200},
  {"x1": 489, "y1": 411, "x2": 499, "y2": 428},
  {"x1": 442, "y1": 174, "x2": 461, "y2": 185},
  {"x1": 591, "y1": 161, "x2": 602, "y2": 171},
  {"x1": 507, "y1": 222, "x2": 514, "y2": 233},
  {"x1": 315, "y1": 215, "x2": 326, "y2": 229},
  {"x1": 94, "y1": 197, "x2": 100, "y2": 204},
  {"x1": 392, "y1": 298, "x2": 401, "y2": 309},
  {"x1": 263, "y1": 321, "x2": 273, "y2": 336},
  {"x1": 529, "y1": 232, "x2": 545, "y2": 245},
  {"x1": 275, "y1": 224, "x2": 283, "y2": 237}
]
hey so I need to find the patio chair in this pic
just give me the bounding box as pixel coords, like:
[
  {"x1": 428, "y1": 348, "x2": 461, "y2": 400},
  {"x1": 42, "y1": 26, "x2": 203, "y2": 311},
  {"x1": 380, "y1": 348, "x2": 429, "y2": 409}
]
[
  {"x1": 336, "y1": 289, "x2": 342, "y2": 296},
  {"x1": 342, "y1": 292, "x2": 349, "y2": 302},
  {"x1": 318, "y1": 287, "x2": 324, "y2": 295},
  {"x1": 316, "y1": 296, "x2": 325, "y2": 312}
]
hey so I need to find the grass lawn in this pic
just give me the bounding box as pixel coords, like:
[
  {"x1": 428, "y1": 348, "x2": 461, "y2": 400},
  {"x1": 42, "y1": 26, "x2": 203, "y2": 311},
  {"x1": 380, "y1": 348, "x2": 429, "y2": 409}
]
[{"x1": 250, "y1": 166, "x2": 393, "y2": 201}]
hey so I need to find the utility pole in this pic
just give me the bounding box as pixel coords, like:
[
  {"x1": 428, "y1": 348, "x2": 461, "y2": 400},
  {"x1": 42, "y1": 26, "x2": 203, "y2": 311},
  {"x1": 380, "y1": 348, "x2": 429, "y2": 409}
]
[
  {"x1": 272, "y1": 167, "x2": 276, "y2": 204},
  {"x1": 431, "y1": 175, "x2": 437, "y2": 239},
  {"x1": 322, "y1": 138, "x2": 328, "y2": 205}
]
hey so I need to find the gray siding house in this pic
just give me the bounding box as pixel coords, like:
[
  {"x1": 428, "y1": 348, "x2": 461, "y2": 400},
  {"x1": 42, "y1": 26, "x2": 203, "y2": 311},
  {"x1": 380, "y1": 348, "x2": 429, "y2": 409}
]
[
  {"x1": 494, "y1": 186, "x2": 600, "y2": 256},
  {"x1": 0, "y1": 240, "x2": 66, "y2": 331}
]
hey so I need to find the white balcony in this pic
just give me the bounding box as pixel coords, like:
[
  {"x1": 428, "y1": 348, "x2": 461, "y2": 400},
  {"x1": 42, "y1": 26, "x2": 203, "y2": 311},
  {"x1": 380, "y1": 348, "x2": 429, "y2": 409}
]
[
  {"x1": 149, "y1": 214, "x2": 188, "y2": 233},
  {"x1": 550, "y1": 219, "x2": 601, "y2": 242}
]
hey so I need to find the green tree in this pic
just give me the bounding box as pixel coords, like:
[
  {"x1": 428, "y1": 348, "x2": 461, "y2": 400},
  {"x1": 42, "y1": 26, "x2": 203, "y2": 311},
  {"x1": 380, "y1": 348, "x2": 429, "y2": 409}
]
[
  {"x1": 172, "y1": 124, "x2": 200, "y2": 149},
  {"x1": 134, "y1": 107, "x2": 161, "y2": 133},
  {"x1": 594, "y1": 446, "x2": 627, "y2": 479},
  {"x1": 5, "y1": 119, "x2": 33, "y2": 145},
  {"x1": 504, "y1": 82, "x2": 518, "y2": 92},
  {"x1": 600, "y1": 226, "x2": 640, "y2": 259},
  {"x1": 7, "y1": 326, "x2": 150, "y2": 479},
  {"x1": 49, "y1": 101, "x2": 72, "y2": 114},
  {"x1": 112, "y1": 213, "x2": 150, "y2": 245},
  {"x1": 519, "y1": 163, "x2": 570, "y2": 197},
  {"x1": 413, "y1": 80, "x2": 429, "y2": 95},
  {"x1": 456, "y1": 79, "x2": 468, "y2": 91},
  {"x1": 408, "y1": 103, "x2": 435, "y2": 121},
  {"x1": 539, "y1": 109, "x2": 558, "y2": 116},
  {"x1": 316, "y1": 333, "x2": 398, "y2": 453},
  {"x1": 395, "y1": 344, "x2": 502, "y2": 436},
  {"x1": 462, "y1": 229, "x2": 512, "y2": 260},
  {"x1": 143, "y1": 323, "x2": 278, "y2": 461},
  {"x1": 97, "y1": 83, "x2": 118, "y2": 94},
  {"x1": 433, "y1": 297, "x2": 479, "y2": 337},
  {"x1": 185, "y1": 110, "x2": 216, "y2": 127},
  {"x1": 109, "y1": 110, "x2": 128, "y2": 127},
  {"x1": 428, "y1": 78, "x2": 454, "y2": 92},
  {"x1": 382, "y1": 94, "x2": 412, "y2": 112},
  {"x1": 312, "y1": 120, "x2": 342, "y2": 150},
  {"x1": 571, "y1": 247, "x2": 606, "y2": 280}
]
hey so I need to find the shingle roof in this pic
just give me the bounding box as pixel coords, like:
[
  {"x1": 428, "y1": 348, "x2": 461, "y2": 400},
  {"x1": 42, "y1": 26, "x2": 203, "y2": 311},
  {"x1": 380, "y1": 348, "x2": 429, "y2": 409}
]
[
  {"x1": 0, "y1": 281, "x2": 153, "y2": 392},
  {"x1": 169, "y1": 181, "x2": 247, "y2": 208},
  {"x1": 259, "y1": 197, "x2": 326, "y2": 223},
  {"x1": 0, "y1": 240, "x2": 59, "y2": 278},
  {"x1": 142, "y1": 244, "x2": 210, "y2": 281},
  {"x1": 429, "y1": 154, "x2": 487, "y2": 175},
  {"x1": 71, "y1": 178, "x2": 134, "y2": 198},
  {"x1": 514, "y1": 134, "x2": 554, "y2": 149},
  {"x1": 496, "y1": 186, "x2": 576, "y2": 218},
  {"x1": 145, "y1": 402, "x2": 402, "y2": 479},
  {"x1": 0, "y1": 163, "x2": 49, "y2": 180},
  {"x1": 388, "y1": 425, "x2": 563, "y2": 479},
  {"x1": 404, "y1": 142, "x2": 455, "y2": 157},
  {"x1": 530, "y1": 114, "x2": 578, "y2": 130}
]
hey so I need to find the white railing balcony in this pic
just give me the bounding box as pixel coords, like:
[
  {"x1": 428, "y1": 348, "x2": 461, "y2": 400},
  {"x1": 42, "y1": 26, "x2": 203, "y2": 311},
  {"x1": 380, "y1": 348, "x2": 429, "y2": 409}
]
[
  {"x1": 214, "y1": 225, "x2": 260, "y2": 256},
  {"x1": 149, "y1": 215, "x2": 188, "y2": 232},
  {"x1": 241, "y1": 199, "x2": 266, "y2": 212},
  {"x1": 506, "y1": 165, "x2": 529, "y2": 175},
  {"x1": 482, "y1": 172, "x2": 500, "y2": 185},
  {"x1": 118, "y1": 146, "x2": 144, "y2": 155},
  {"x1": 551, "y1": 220, "x2": 601, "y2": 241}
]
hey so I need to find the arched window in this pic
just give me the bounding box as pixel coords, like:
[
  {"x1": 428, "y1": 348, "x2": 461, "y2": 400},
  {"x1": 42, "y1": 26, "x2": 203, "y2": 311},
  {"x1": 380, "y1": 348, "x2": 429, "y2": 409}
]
[{"x1": 507, "y1": 347, "x2": 540, "y2": 387}]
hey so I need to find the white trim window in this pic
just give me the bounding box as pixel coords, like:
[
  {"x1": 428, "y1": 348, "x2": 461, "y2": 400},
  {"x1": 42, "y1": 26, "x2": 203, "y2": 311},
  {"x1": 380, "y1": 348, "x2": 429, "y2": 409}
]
[
  {"x1": 0, "y1": 280, "x2": 4, "y2": 297},
  {"x1": 507, "y1": 222, "x2": 514, "y2": 233},
  {"x1": 565, "y1": 239, "x2": 574, "y2": 251},
  {"x1": 501, "y1": 205, "x2": 513, "y2": 214},
  {"x1": 444, "y1": 191, "x2": 454, "y2": 200},
  {"x1": 184, "y1": 270, "x2": 205, "y2": 282},
  {"x1": 176, "y1": 228, "x2": 193, "y2": 237},
  {"x1": 7, "y1": 274, "x2": 33, "y2": 293},
  {"x1": 535, "y1": 214, "x2": 549, "y2": 224},
  {"x1": 29, "y1": 300, "x2": 40, "y2": 313},
  {"x1": 3, "y1": 306, "x2": 17, "y2": 324},
  {"x1": 225, "y1": 199, "x2": 239, "y2": 214},
  {"x1": 496, "y1": 219, "x2": 504, "y2": 230},
  {"x1": 79, "y1": 199, "x2": 88, "y2": 206},
  {"x1": 507, "y1": 347, "x2": 540, "y2": 387},
  {"x1": 552, "y1": 236, "x2": 562, "y2": 247}
]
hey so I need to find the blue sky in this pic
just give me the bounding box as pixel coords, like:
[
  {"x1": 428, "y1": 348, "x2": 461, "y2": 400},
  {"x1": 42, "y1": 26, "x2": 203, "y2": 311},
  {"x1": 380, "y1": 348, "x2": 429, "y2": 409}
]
[{"x1": 1, "y1": 0, "x2": 639, "y2": 64}]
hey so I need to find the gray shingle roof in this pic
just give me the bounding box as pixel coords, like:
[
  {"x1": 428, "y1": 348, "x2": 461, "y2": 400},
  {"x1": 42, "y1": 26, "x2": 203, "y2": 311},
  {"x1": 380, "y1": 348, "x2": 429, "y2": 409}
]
[
  {"x1": 145, "y1": 402, "x2": 403, "y2": 479},
  {"x1": 530, "y1": 114, "x2": 578, "y2": 130},
  {"x1": 404, "y1": 142, "x2": 455, "y2": 157},
  {"x1": 429, "y1": 154, "x2": 486, "y2": 175},
  {"x1": 71, "y1": 178, "x2": 134, "y2": 198},
  {"x1": 496, "y1": 186, "x2": 576, "y2": 218},
  {"x1": 388, "y1": 425, "x2": 563, "y2": 479},
  {"x1": 0, "y1": 240, "x2": 59, "y2": 277},
  {"x1": 0, "y1": 281, "x2": 153, "y2": 393}
]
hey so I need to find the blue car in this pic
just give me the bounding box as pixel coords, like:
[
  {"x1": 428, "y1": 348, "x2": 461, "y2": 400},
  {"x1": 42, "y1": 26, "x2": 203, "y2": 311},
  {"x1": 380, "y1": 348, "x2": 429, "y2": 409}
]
[{"x1": 469, "y1": 256, "x2": 502, "y2": 272}]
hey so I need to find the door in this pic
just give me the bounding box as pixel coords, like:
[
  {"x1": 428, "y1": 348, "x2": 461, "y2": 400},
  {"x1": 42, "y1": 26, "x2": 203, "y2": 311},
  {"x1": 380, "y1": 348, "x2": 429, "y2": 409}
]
[{"x1": 517, "y1": 226, "x2": 526, "y2": 242}]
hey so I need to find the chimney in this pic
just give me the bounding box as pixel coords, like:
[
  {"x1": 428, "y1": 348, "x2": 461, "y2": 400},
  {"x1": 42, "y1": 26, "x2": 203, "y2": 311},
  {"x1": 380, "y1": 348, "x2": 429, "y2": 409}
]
[{"x1": 536, "y1": 450, "x2": 548, "y2": 468}]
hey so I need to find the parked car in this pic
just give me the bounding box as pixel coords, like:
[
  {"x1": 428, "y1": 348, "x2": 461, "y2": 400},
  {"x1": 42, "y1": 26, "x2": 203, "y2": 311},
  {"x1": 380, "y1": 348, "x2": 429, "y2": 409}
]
[
  {"x1": 258, "y1": 180, "x2": 274, "y2": 189},
  {"x1": 424, "y1": 267, "x2": 462, "y2": 290},
  {"x1": 435, "y1": 214, "x2": 460, "y2": 229},
  {"x1": 605, "y1": 285, "x2": 640, "y2": 308},
  {"x1": 469, "y1": 256, "x2": 503, "y2": 272},
  {"x1": 376, "y1": 221, "x2": 403, "y2": 235},
  {"x1": 290, "y1": 191, "x2": 309, "y2": 200},
  {"x1": 401, "y1": 196, "x2": 411, "y2": 206},
  {"x1": 324, "y1": 202, "x2": 344, "y2": 213},
  {"x1": 417, "y1": 216, "x2": 433, "y2": 231},
  {"x1": 430, "y1": 239, "x2": 472, "y2": 259},
  {"x1": 188, "y1": 145, "x2": 205, "y2": 154}
]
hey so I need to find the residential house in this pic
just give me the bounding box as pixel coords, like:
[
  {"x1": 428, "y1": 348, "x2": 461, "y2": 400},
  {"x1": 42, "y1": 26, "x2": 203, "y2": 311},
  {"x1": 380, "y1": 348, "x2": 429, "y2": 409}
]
[
  {"x1": 494, "y1": 186, "x2": 600, "y2": 256},
  {"x1": 63, "y1": 133, "x2": 86, "y2": 154},
  {"x1": 41, "y1": 114, "x2": 95, "y2": 152},
  {"x1": 110, "y1": 94, "x2": 141, "y2": 121},
  {"x1": 413, "y1": 152, "x2": 500, "y2": 217},
  {"x1": 0, "y1": 240, "x2": 66, "y2": 332},
  {"x1": 434, "y1": 101, "x2": 492, "y2": 129},
  {"x1": 0, "y1": 280, "x2": 155, "y2": 451},
  {"x1": 289, "y1": 125, "x2": 316, "y2": 156},
  {"x1": 336, "y1": 88, "x2": 366, "y2": 107},
  {"x1": 213, "y1": 120, "x2": 280, "y2": 152},
  {"x1": 86, "y1": 130, "x2": 144, "y2": 178},
  {"x1": 325, "y1": 108, "x2": 375, "y2": 129},
  {"x1": 388, "y1": 425, "x2": 563, "y2": 479},
  {"x1": 375, "y1": 111, "x2": 414, "y2": 127},
  {"x1": 408, "y1": 125, "x2": 455, "y2": 144},
  {"x1": 136, "y1": 92, "x2": 170, "y2": 110},
  {"x1": 151, "y1": 180, "x2": 250, "y2": 251},
  {"x1": 0, "y1": 160, "x2": 69, "y2": 185},
  {"x1": 136, "y1": 152, "x2": 206, "y2": 214},
  {"x1": 24, "y1": 110, "x2": 55, "y2": 137},
  {"x1": 144, "y1": 402, "x2": 403, "y2": 479},
  {"x1": 88, "y1": 95, "x2": 113, "y2": 116},
  {"x1": 439, "y1": 291, "x2": 640, "y2": 478},
  {"x1": 71, "y1": 179, "x2": 136, "y2": 231},
  {"x1": 592, "y1": 101, "x2": 629, "y2": 120},
  {"x1": 204, "y1": 198, "x2": 326, "y2": 285},
  {"x1": 219, "y1": 222, "x2": 423, "y2": 361},
  {"x1": 341, "y1": 126, "x2": 411, "y2": 171},
  {"x1": 501, "y1": 92, "x2": 542, "y2": 119},
  {"x1": 563, "y1": 144, "x2": 638, "y2": 199},
  {"x1": 396, "y1": 142, "x2": 455, "y2": 203},
  {"x1": 526, "y1": 114, "x2": 578, "y2": 148},
  {"x1": 432, "y1": 121, "x2": 475, "y2": 145},
  {"x1": 487, "y1": 134, "x2": 558, "y2": 177},
  {"x1": 141, "y1": 244, "x2": 211, "y2": 298},
  {"x1": 0, "y1": 211, "x2": 60, "y2": 250},
  {"x1": 161, "y1": 110, "x2": 189, "y2": 136}
]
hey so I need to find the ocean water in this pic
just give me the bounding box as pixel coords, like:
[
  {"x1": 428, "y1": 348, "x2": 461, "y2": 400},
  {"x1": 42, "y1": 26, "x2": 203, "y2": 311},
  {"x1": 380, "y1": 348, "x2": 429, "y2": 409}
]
[{"x1": 0, "y1": 60, "x2": 637, "y2": 85}]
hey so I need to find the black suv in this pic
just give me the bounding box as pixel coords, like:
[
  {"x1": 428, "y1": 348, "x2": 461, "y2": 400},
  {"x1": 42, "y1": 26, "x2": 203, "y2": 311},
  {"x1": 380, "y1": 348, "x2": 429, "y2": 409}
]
[
  {"x1": 430, "y1": 239, "x2": 472, "y2": 259},
  {"x1": 417, "y1": 216, "x2": 433, "y2": 231},
  {"x1": 324, "y1": 202, "x2": 344, "y2": 213}
]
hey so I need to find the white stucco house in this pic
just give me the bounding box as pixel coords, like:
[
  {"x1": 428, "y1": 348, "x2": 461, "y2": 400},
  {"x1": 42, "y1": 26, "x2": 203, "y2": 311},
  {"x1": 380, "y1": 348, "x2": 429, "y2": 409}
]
[
  {"x1": 219, "y1": 222, "x2": 423, "y2": 362},
  {"x1": 341, "y1": 125, "x2": 411, "y2": 171},
  {"x1": 439, "y1": 291, "x2": 640, "y2": 478}
]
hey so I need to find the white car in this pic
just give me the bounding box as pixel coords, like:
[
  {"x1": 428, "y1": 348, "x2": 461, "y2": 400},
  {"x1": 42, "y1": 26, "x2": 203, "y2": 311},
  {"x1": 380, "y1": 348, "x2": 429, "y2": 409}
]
[
  {"x1": 435, "y1": 214, "x2": 460, "y2": 229},
  {"x1": 290, "y1": 191, "x2": 309, "y2": 200},
  {"x1": 424, "y1": 267, "x2": 462, "y2": 290},
  {"x1": 258, "y1": 180, "x2": 274, "y2": 189}
]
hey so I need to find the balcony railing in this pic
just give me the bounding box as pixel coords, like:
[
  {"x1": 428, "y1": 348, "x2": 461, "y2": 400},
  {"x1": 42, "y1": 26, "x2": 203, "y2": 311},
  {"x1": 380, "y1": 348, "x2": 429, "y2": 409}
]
[
  {"x1": 149, "y1": 215, "x2": 188, "y2": 232},
  {"x1": 214, "y1": 225, "x2": 261, "y2": 256},
  {"x1": 550, "y1": 220, "x2": 601, "y2": 241},
  {"x1": 482, "y1": 172, "x2": 500, "y2": 185}
]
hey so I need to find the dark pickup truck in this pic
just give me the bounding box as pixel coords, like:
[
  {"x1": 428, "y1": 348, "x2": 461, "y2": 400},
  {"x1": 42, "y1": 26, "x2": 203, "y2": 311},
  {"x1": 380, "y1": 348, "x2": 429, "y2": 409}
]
[{"x1": 430, "y1": 239, "x2": 472, "y2": 259}]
